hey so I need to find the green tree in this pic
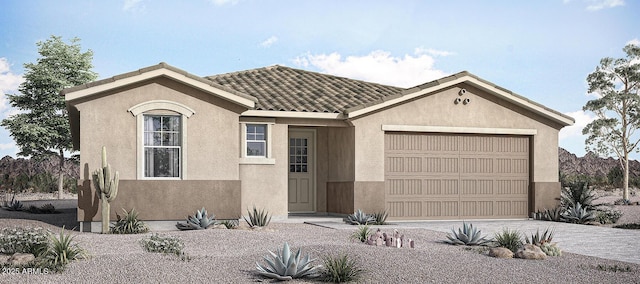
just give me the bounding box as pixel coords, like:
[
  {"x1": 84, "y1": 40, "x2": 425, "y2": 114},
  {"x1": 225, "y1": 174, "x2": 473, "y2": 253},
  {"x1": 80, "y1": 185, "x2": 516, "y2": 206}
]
[
  {"x1": 1, "y1": 36, "x2": 97, "y2": 199},
  {"x1": 582, "y1": 43, "x2": 640, "y2": 201}
]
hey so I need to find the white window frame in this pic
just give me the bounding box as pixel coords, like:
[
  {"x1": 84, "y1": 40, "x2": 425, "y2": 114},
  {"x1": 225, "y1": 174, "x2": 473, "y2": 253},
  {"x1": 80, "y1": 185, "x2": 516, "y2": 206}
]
[
  {"x1": 143, "y1": 115, "x2": 182, "y2": 178},
  {"x1": 240, "y1": 121, "x2": 275, "y2": 165},
  {"x1": 128, "y1": 100, "x2": 195, "y2": 179}
]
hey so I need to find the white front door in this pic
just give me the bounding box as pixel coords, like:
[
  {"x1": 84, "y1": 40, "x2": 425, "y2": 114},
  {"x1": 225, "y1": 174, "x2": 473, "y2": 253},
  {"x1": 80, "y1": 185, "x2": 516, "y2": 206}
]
[{"x1": 288, "y1": 129, "x2": 315, "y2": 212}]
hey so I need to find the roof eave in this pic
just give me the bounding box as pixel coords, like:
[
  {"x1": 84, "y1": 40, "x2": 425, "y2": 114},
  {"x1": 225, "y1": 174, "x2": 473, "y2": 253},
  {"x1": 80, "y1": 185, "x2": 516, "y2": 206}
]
[
  {"x1": 63, "y1": 63, "x2": 257, "y2": 109},
  {"x1": 346, "y1": 73, "x2": 575, "y2": 127}
]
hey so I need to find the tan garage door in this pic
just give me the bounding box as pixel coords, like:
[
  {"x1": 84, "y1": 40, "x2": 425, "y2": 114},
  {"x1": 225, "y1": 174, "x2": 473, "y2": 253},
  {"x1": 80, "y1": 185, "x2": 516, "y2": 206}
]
[{"x1": 384, "y1": 133, "x2": 529, "y2": 220}]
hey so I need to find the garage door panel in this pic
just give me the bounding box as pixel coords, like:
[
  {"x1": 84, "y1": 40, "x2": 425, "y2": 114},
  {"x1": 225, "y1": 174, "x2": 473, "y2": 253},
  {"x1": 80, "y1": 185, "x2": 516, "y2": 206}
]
[{"x1": 385, "y1": 133, "x2": 529, "y2": 220}]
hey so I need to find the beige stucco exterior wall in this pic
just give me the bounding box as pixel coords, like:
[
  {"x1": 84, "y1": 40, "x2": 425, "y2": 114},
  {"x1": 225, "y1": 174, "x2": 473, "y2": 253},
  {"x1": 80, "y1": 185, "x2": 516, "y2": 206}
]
[
  {"x1": 73, "y1": 77, "x2": 245, "y2": 181},
  {"x1": 239, "y1": 123, "x2": 288, "y2": 219},
  {"x1": 349, "y1": 83, "x2": 563, "y2": 184}
]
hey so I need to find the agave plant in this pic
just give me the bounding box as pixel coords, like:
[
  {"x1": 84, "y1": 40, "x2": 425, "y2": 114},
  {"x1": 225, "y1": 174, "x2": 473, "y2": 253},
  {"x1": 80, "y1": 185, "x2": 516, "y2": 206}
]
[
  {"x1": 110, "y1": 208, "x2": 149, "y2": 234},
  {"x1": 176, "y1": 207, "x2": 216, "y2": 230},
  {"x1": 219, "y1": 219, "x2": 239, "y2": 229},
  {"x1": 444, "y1": 222, "x2": 492, "y2": 246},
  {"x1": 344, "y1": 209, "x2": 375, "y2": 225},
  {"x1": 256, "y1": 242, "x2": 320, "y2": 281},
  {"x1": 562, "y1": 203, "x2": 595, "y2": 224},
  {"x1": 561, "y1": 181, "x2": 597, "y2": 210},
  {"x1": 244, "y1": 206, "x2": 271, "y2": 228},
  {"x1": 4, "y1": 194, "x2": 23, "y2": 211},
  {"x1": 371, "y1": 210, "x2": 388, "y2": 225},
  {"x1": 525, "y1": 228, "x2": 554, "y2": 246},
  {"x1": 542, "y1": 207, "x2": 564, "y2": 222}
]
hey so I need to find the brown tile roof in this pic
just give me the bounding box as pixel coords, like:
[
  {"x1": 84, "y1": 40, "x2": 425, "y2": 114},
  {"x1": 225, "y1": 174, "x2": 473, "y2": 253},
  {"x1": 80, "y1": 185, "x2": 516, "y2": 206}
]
[{"x1": 206, "y1": 65, "x2": 402, "y2": 113}]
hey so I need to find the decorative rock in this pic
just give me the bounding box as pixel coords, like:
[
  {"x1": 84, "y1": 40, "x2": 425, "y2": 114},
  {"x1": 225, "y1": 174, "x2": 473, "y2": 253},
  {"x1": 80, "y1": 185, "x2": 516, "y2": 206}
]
[
  {"x1": 0, "y1": 255, "x2": 10, "y2": 265},
  {"x1": 515, "y1": 244, "x2": 547, "y2": 260},
  {"x1": 365, "y1": 229, "x2": 414, "y2": 248},
  {"x1": 489, "y1": 247, "x2": 514, "y2": 258},
  {"x1": 8, "y1": 253, "x2": 35, "y2": 265}
]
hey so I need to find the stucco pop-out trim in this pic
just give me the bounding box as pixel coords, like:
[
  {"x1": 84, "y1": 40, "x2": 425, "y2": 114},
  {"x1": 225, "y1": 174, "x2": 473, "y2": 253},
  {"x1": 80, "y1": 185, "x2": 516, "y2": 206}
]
[
  {"x1": 128, "y1": 100, "x2": 196, "y2": 117},
  {"x1": 381, "y1": 125, "x2": 538, "y2": 135},
  {"x1": 242, "y1": 110, "x2": 345, "y2": 119}
]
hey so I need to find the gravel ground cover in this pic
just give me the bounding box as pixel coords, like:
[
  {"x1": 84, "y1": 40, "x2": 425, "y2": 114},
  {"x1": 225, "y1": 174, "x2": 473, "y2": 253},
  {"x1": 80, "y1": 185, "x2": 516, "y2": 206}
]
[{"x1": 1, "y1": 220, "x2": 639, "y2": 283}]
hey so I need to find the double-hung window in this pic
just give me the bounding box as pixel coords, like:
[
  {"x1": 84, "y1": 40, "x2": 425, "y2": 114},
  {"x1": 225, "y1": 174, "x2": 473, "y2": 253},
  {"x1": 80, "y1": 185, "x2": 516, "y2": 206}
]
[
  {"x1": 144, "y1": 115, "x2": 181, "y2": 178},
  {"x1": 246, "y1": 124, "x2": 267, "y2": 157}
]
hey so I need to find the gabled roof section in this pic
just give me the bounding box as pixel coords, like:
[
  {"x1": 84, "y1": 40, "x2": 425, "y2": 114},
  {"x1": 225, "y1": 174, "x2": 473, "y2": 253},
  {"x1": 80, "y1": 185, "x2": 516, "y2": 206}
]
[
  {"x1": 63, "y1": 62, "x2": 257, "y2": 108},
  {"x1": 345, "y1": 71, "x2": 575, "y2": 126},
  {"x1": 206, "y1": 65, "x2": 402, "y2": 114}
]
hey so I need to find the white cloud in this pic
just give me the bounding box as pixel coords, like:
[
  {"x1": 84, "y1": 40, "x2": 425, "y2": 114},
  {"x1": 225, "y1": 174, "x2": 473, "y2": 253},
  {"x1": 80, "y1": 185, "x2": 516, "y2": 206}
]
[
  {"x1": 559, "y1": 110, "x2": 595, "y2": 140},
  {"x1": 414, "y1": 47, "x2": 455, "y2": 57},
  {"x1": 293, "y1": 49, "x2": 450, "y2": 88},
  {"x1": 586, "y1": 0, "x2": 624, "y2": 11},
  {"x1": 627, "y1": 38, "x2": 640, "y2": 47},
  {"x1": 0, "y1": 142, "x2": 16, "y2": 151},
  {"x1": 259, "y1": 36, "x2": 278, "y2": 48},
  {"x1": 209, "y1": 0, "x2": 239, "y2": 5},
  {"x1": 0, "y1": 58, "x2": 24, "y2": 115},
  {"x1": 123, "y1": 0, "x2": 145, "y2": 12}
]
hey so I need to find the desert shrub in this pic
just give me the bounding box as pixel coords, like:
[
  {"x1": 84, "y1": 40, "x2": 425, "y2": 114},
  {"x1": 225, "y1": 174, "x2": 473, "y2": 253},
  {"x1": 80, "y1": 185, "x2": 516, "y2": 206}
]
[
  {"x1": 321, "y1": 254, "x2": 365, "y2": 283},
  {"x1": 596, "y1": 208, "x2": 623, "y2": 224},
  {"x1": 607, "y1": 166, "x2": 624, "y2": 189},
  {"x1": 0, "y1": 227, "x2": 51, "y2": 256},
  {"x1": 596, "y1": 264, "x2": 633, "y2": 272},
  {"x1": 44, "y1": 229, "x2": 87, "y2": 267},
  {"x1": 244, "y1": 206, "x2": 271, "y2": 228},
  {"x1": 349, "y1": 225, "x2": 371, "y2": 243},
  {"x1": 371, "y1": 210, "x2": 388, "y2": 225},
  {"x1": 444, "y1": 222, "x2": 492, "y2": 246},
  {"x1": 614, "y1": 223, "x2": 640, "y2": 229},
  {"x1": 29, "y1": 172, "x2": 57, "y2": 193},
  {"x1": 494, "y1": 228, "x2": 522, "y2": 253},
  {"x1": 110, "y1": 208, "x2": 149, "y2": 234},
  {"x1": 26, "y1": 203, "x2": 58, "y2": 214},
  {"x1": 141, "y1": 233, "x2": 188, "y2": 260},
  {"x1": 219, "y1": 219, "x2": 239, "y2": 229},
  {"x1": 525, "y1": 228, "x2": 554, "y2": 246},
  {"x1": 64, "y1": 177, "x2": 78, "y2": 194}
]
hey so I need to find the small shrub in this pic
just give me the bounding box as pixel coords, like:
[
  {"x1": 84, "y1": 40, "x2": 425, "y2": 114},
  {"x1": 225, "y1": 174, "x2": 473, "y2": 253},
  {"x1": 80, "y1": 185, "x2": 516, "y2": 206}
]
[
  {"x1": 176, "y1": 207, "x2": 216, "y2": 230},
  {"x1": 344, "y1": 209, "x2": 375, "y2": 225},
  {"x1": 322, "y1": 254, "x2": 365, "y2": 283},
  {"x1": 256, "y1": 242, "x2": 320, "y2": 281},
  {"x1": 44, "y1": 228, "x2": 87, "y2": 267},
  {"x1": 110, "y1": 208, "x2": 149, "y2": 234},
  {"x1": 0, "y1": 227, "x2": 50, "y2": 256},
  {"x1": 596, "y1": 264, "x2": 632, "y2": 272},
  {"x1": 371, "y1": 210, "x2": 388, "y2": 225},
  {"x1": 349, "y1": 225, "x2": 371, "y2": 243},
  {"x1": 25, "y1": 203, "x2": 58, "y2": 214},
  {"x1": 596, "y1": 208, "x2": 623, "y2": 224},
  {"x1": 141, "y1": 233, "x2": 188, "y2": 260},
  {"x1": 220, "y1": 219, "x2": 239, "y2": 229},
  {"x1": 444, "y1": 222, "x2": 492, "y2": 246},
  {"x1": 494, "y1": 228, "x2": 522, "y2": 253},
  {"x1": 613, "y1": 223, "x2": 640, "y2": 229},
  {"x1": 614, "y1": 198, "x2": 632, "y2": 205},
  {"x1": 244, "y1": 206, "x2": 271, "y2": 228}
]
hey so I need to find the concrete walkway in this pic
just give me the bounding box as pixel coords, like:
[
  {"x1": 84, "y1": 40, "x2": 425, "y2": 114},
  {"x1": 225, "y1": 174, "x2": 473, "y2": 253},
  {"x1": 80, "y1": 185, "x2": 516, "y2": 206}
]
[{"x1": 296, "y1": 217, "x2": 640, "y2": 265}]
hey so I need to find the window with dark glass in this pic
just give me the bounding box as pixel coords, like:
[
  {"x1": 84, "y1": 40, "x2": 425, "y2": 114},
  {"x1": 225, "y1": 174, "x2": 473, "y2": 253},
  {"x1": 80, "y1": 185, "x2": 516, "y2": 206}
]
[
  {"x1": 144, "y1": 115, "x2": 181, "y2": 178},
  {"x1": 246, "y1": 124, "x2": 267, "y2": 157}
]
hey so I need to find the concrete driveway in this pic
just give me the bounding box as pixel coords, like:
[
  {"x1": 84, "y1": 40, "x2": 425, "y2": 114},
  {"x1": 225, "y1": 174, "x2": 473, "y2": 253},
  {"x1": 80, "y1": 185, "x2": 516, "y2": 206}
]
[{"x1": 300, "y1": 217, "x2": 640, "y2": 264}]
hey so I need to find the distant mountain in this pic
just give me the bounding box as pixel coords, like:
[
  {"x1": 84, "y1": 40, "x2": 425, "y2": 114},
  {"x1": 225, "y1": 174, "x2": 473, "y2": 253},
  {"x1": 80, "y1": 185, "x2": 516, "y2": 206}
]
[{"x1": 558, "y1": 147, "x2": 640, "y2": 178}]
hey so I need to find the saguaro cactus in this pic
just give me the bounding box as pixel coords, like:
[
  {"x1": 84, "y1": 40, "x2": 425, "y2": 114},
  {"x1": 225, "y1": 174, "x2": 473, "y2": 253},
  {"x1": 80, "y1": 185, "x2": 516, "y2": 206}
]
[{"x1": 92, "y1": 146, "x2": 119, "y2": 233}]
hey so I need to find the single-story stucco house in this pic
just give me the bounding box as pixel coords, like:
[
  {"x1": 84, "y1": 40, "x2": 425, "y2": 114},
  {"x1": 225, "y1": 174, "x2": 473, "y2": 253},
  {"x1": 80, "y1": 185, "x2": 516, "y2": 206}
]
[{"x1": 63, "y1": 62, "x2": 574, "y2": 232}]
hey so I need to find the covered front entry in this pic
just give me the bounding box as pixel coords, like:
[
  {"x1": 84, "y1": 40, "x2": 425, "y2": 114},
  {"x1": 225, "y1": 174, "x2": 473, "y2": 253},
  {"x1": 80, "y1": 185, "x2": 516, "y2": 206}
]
[
  {"x1": 384, "y1": 132, "x2": 530, "y2": 220},
  {"x1": 288, "y1": 129, "x2": 316, "y2": 212}
]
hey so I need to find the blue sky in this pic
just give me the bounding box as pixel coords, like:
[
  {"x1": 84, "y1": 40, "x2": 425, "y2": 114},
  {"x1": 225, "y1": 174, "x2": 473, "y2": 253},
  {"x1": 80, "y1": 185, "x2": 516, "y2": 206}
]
[{"x1": 0, "y1": 0, "x2": 638, "y2": 159}]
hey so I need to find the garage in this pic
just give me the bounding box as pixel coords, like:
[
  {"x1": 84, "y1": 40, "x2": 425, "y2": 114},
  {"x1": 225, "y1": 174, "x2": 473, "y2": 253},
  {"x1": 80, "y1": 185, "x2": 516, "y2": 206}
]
[{"x1": 384, "y1": 132, "x2": 530, "y2": 220}]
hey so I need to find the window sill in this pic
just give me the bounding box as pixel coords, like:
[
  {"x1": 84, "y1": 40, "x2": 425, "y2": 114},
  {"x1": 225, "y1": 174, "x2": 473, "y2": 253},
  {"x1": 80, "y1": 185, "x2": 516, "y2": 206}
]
[{"x1": 239, "y1": 158, "x2": 276, "y2": 165}]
